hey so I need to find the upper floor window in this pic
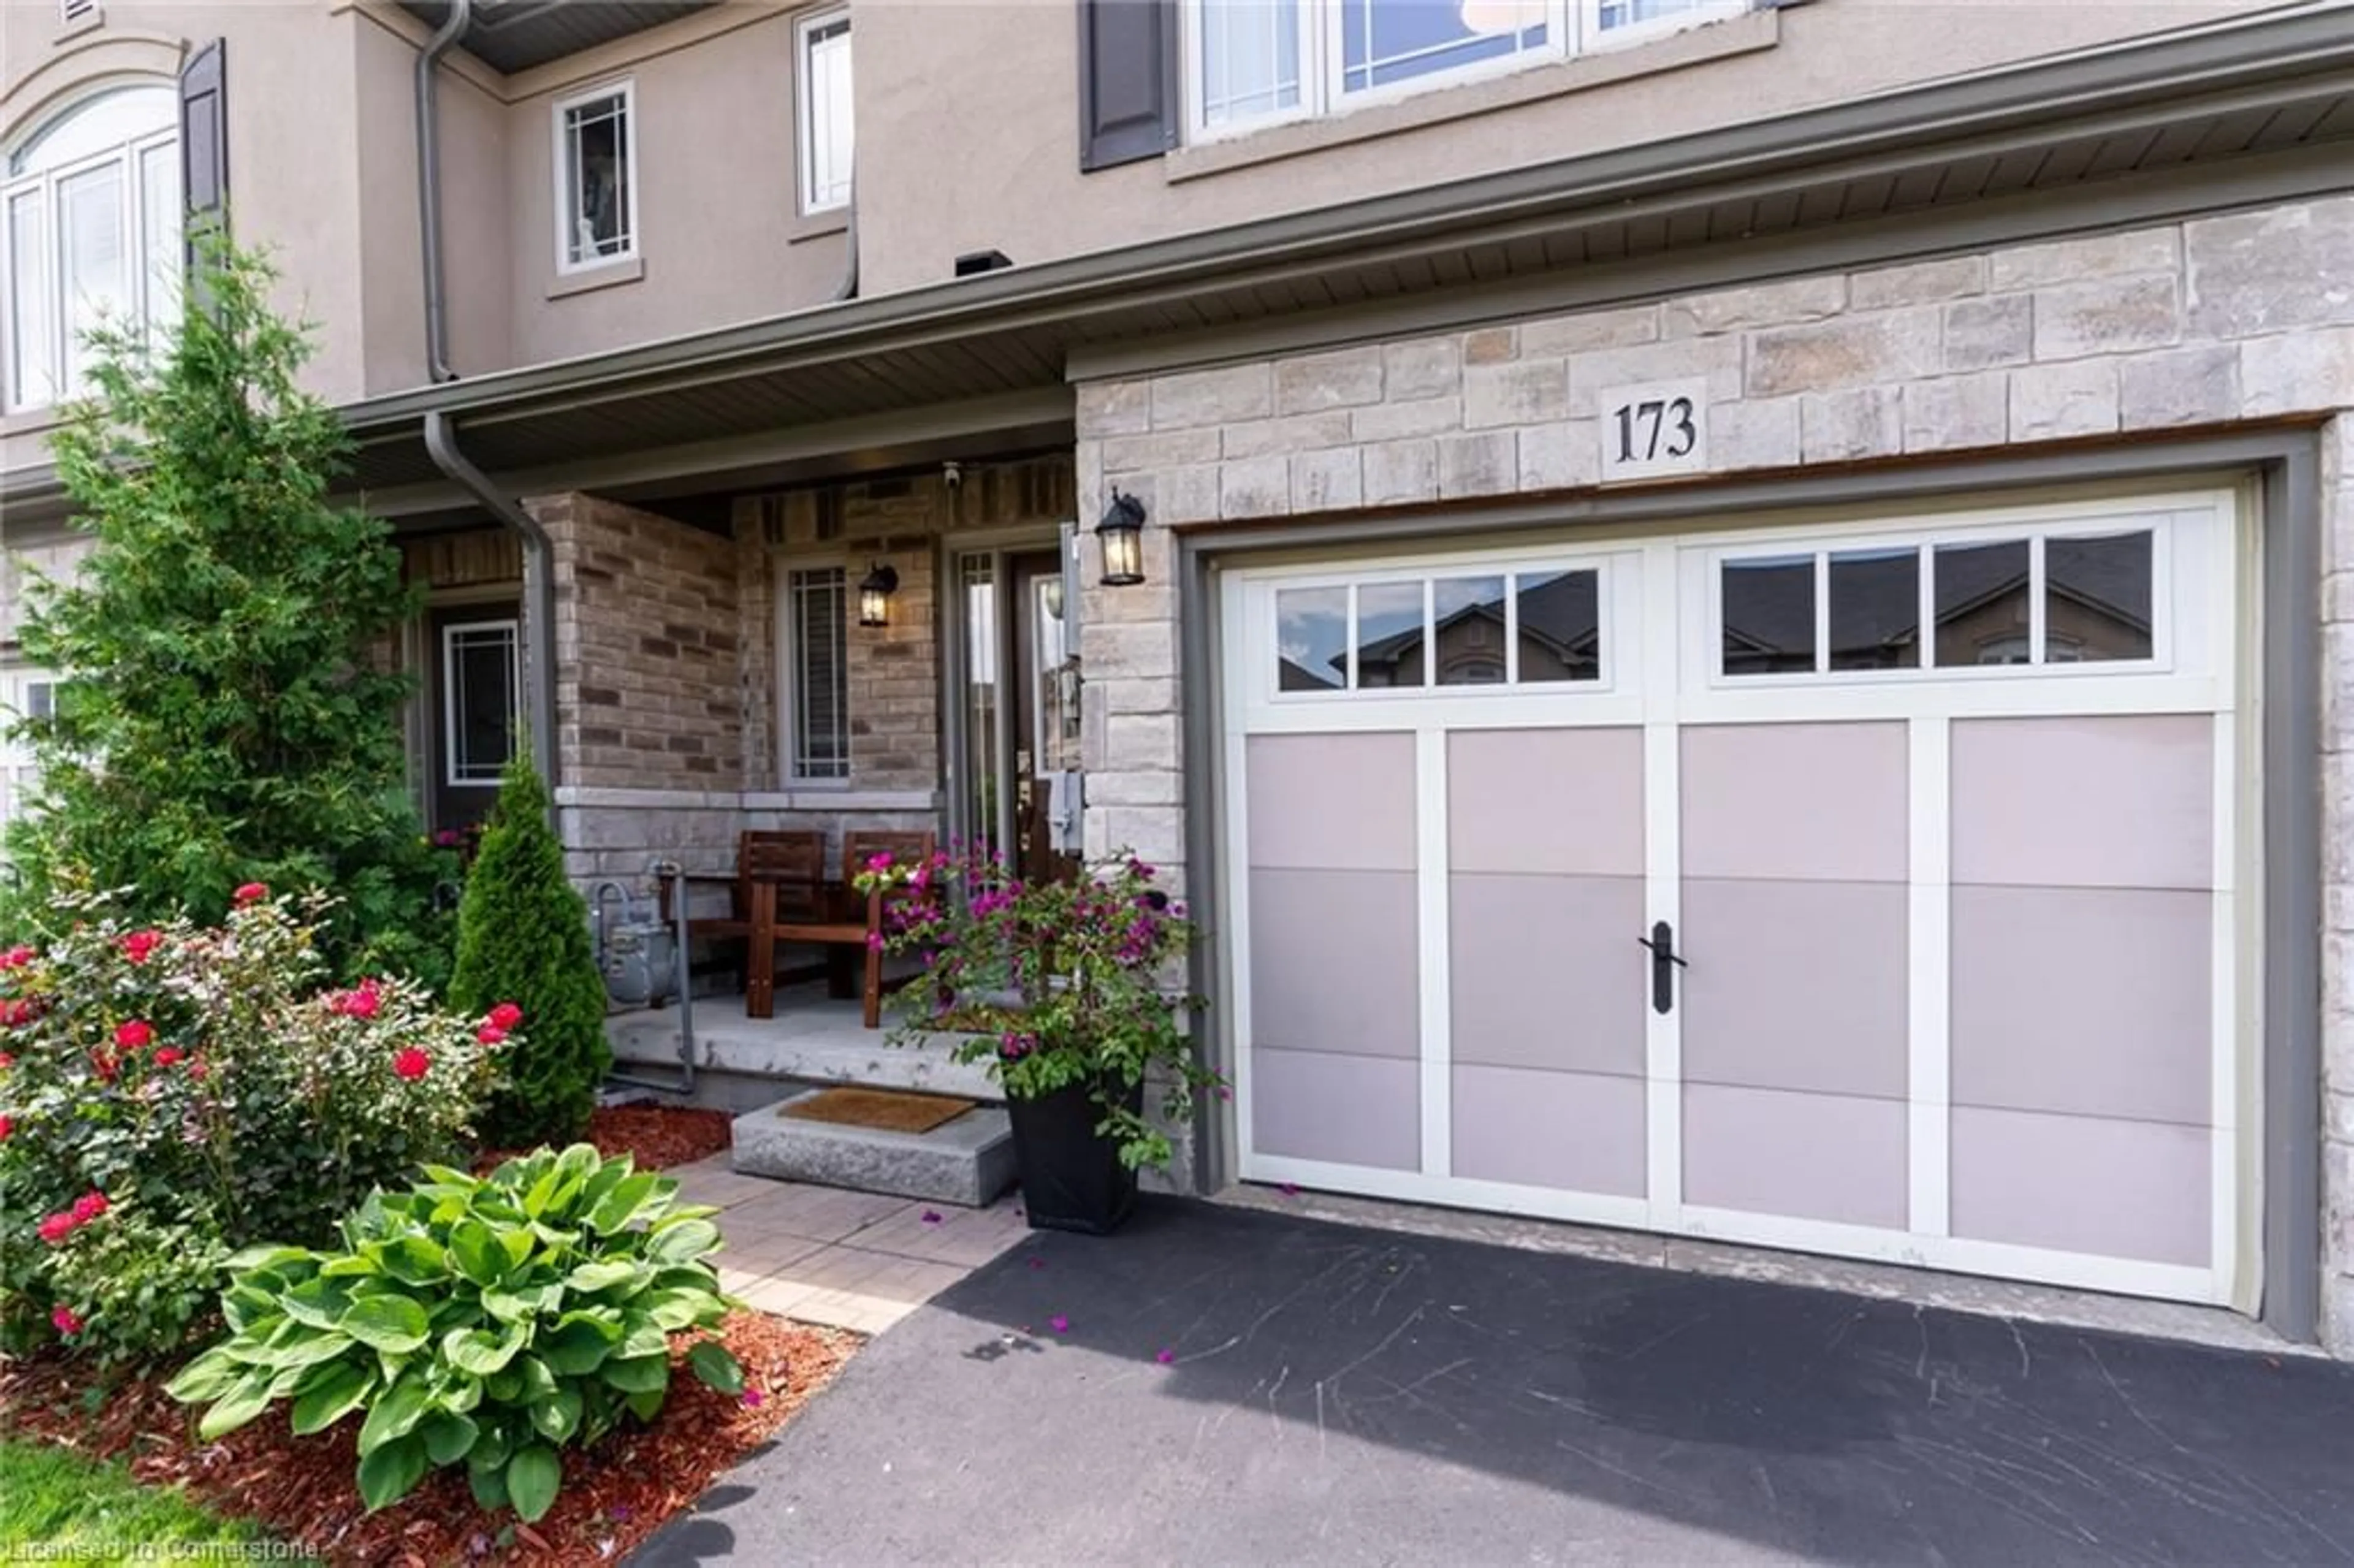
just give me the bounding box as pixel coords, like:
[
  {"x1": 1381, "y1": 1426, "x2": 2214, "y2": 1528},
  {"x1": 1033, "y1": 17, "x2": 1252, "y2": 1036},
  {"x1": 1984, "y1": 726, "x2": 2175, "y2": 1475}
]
[
  {"x1": 4, "y1": 83, "x2": 180, "y2": 412},
  {"x1": 1187, "y1": 0, "x2": 1744, "y2": 137},
  {"x1": 554, "y1": 81, "x2": 634, "y2": 272},
  {"x1": 798, "y1": 10, "x2": 853, "y2": 215}
]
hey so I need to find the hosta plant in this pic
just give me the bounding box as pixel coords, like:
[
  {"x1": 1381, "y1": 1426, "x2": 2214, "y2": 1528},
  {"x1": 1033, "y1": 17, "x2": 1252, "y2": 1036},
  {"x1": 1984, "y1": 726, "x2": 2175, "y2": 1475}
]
[{"x1": 166, "y1": 1145, "x2": 744, "y2": 1524}]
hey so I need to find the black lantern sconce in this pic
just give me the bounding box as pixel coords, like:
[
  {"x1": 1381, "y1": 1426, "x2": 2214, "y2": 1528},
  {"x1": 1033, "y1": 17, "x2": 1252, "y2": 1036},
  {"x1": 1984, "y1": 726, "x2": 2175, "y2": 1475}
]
[
  {"x1": 1095, "y1": 489, "x2": 1148, "y2": 588},
  {"x1": 857, "y1": 560, "x2": 900, "y2": 628}
]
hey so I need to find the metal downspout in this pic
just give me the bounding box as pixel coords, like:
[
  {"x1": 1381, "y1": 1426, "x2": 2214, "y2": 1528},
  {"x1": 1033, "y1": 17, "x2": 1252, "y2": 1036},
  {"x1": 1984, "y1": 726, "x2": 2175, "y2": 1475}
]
[
  {"x1": 422, "y1": 417, "x2": 701, "y2": 1100},
  {"x1": 422, "y1": 411, "x2": 556, "y2": 791},
  {"x1": 415, "y1": 0, "x2": 470, "y2": 384}
]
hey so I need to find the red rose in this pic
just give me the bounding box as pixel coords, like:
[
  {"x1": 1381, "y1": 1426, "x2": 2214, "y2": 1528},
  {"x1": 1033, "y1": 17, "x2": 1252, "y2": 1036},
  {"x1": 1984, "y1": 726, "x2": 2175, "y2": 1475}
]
[
  {"x1": 154, "y1": 1046, "x2": 185, "y2": 1067},
  {"x1": 487, "y1": 1002, "x2": 524, "y2": 1031},
  {"x1": 1, "y1": 1001, "x2": 34, "y2": 1028},
  {"x1": 391, "y1": 1048, "x2": 430, "y2": 1081},
  {"x1": 91, "y1": 1052, "x2": 118, "y2": 1083},
  {"x1": 475, "y1": 1024, "x2": 508, "y2": 1046},
  {"x1": 37, "y1": 1212, "x2": 75, "y2": 1244},
  {"x1": 120, "y1": 929, "x2": 163, "y2": 964},
  {"x1": 114, "y1": 1019, "x2": 153, "y2": 1051},
  {"x1": 0, "y1": 1052, "x2": 13, "y2": 1070},
  {"x1": 232, "y1": 882, "x2": 269, "y2": 905},
  {"x1": 50, "y1": 1304, "x2": 82, "y2": 1337},
  {"x1": 0, "y1": 1115, "x2": 12, "y2": 1140},
  {"x1": 335, "y1": 986, "x2": 381, "y2": 1020},
  {"x1": 0, "y1": 944, "x2": 32, "y2": 970},
  {"x1": 70, "y1": 1190, "x2": 107, "y2": 1224}
]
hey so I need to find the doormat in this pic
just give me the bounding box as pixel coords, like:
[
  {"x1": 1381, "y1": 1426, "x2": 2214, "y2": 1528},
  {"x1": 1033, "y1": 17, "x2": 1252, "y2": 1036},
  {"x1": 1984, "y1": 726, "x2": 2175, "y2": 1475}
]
[{"x1": 781, "y1": 1087, "x2": 977, "y2": 1136}]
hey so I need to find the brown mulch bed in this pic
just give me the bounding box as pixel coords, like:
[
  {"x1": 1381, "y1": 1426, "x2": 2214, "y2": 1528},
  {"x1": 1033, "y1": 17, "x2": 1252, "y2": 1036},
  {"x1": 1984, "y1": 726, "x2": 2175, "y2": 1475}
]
[
  {"x1": 0, "y1": 1311, "x2": 858, "y2": 1566},
  {"x1": 475, "y1": 1103, "x2": 733, "y2": 1175}
]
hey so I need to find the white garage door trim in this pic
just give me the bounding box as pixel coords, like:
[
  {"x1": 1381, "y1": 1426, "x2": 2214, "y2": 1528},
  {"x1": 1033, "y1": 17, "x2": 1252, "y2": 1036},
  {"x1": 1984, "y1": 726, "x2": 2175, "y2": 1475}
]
[{"x1": 1219, "y1": 485, "x2": 2255, "y2": 1309}]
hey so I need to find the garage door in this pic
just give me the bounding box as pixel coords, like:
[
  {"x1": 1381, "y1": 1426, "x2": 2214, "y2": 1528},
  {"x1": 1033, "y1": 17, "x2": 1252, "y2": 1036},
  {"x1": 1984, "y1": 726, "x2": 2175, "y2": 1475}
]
[{"x1": 1219, "y1": 489, "x2": 2253, "y2": 1306}]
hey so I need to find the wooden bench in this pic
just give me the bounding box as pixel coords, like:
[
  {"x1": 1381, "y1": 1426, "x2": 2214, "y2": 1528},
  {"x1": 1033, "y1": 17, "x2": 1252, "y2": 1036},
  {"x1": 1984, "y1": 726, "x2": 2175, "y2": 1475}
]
[
  {"x1": 749, "y1": 829, "x2": 938, "y2": 1027},
  {"x1": 669, "y1": 831, "x2": 828, "y2": 1016}
]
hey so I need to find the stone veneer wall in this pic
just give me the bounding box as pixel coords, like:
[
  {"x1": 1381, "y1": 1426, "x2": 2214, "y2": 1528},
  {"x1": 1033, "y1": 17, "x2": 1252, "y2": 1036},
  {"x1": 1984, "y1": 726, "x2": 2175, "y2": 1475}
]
[
  {"x1": 529, "y1": 493, "x2": 745, "y2": 792},
  {"x1": 402, "y1": 528, "x2": 522, "y2": 592},
  {"x1": 2323, "y1": 417, "x2": 2354, "y2": 1355},
  {"x1": 0, "y1": 536, "x2": 88, "y2": 649},
  {"x1": 551, "y1": 460, "x2": 1073, "y2": 896},
  {"x1": 1073, "y1": 197, "x2": 2354, "y2": 1342}
]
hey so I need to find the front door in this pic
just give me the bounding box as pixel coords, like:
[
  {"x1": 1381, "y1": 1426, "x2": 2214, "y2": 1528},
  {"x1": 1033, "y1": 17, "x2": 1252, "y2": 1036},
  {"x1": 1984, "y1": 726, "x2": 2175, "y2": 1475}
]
[
  {"x1": 428, "y1": 603, "x2": 522, "y2": 835},
  {"x1": 949, "y1": 543, "x2": 1083, "y2": 883}
]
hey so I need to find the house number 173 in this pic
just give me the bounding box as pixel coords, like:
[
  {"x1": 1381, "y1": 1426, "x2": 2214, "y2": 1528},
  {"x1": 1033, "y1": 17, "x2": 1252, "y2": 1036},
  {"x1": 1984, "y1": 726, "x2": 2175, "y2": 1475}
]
[
  {"x1": 1615, "y1": 397, "x2": 1697, "y2": 463},
  {"x1": 1596, "y1": 379, "x2": 1709, "y2": 481}
]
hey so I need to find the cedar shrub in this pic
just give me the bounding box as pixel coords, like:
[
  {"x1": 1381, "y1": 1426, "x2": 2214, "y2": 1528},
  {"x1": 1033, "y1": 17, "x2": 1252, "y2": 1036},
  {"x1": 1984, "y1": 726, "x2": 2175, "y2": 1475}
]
[
  {"x1": 4, "y1": 237, "x2": 455, "y2": 983},
  {"x1": 449, "y1": 755, "x2": 610, "y2": 1143}
]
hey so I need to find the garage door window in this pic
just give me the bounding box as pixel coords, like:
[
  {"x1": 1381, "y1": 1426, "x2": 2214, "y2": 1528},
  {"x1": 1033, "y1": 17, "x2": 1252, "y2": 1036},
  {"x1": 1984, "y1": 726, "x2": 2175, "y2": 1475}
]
[
  {"x1": 1275, "y1": 565, "x2": 1604, "y2": 695},
  {"x1": 1720, "y1": 526, "x2": 2157, "y2": 681}
]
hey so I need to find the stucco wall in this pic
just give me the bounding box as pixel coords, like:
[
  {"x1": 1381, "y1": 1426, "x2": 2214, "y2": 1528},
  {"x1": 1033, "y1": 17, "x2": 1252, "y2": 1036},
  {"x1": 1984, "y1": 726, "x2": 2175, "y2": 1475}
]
[
  {"x1": 0, "y1": 3, "x2": 373, "y2": 470},
  {"x1": 354, "y1": 13, "x2": 514, "y2": 393},
  {"x1": 853, "y1": 0, "x2": 2270, "y2": 297},
  {"x1": 1073, "y1": 196, "x2": 2354, "y2": 1336},
  {"x1": 498, "y1": 6, "x2": 847, "y2": 369}
]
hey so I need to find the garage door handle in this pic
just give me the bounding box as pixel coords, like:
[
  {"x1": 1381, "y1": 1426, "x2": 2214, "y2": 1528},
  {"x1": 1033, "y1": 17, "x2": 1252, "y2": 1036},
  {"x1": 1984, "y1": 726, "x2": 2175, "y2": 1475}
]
[{"x1": 1636, "y1": 921, "x2": 1686, "y2": 1015}]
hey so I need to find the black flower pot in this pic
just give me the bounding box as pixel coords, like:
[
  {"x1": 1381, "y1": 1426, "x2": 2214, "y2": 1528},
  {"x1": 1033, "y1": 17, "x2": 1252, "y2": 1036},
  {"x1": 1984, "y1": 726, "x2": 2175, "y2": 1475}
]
[{"x1": 1006, "y1": 1078, "x2": 1141, "y2": 1235}]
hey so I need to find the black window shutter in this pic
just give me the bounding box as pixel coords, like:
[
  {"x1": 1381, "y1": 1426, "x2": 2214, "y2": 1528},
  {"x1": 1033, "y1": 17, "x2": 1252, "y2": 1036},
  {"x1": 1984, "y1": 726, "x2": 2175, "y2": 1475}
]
[
  {"x1": 179, "y1": 39, "x2": 229, "y2": 259},
  {"x1": 1076, "y1": 0, "x2": 1177, "y2": 173}
]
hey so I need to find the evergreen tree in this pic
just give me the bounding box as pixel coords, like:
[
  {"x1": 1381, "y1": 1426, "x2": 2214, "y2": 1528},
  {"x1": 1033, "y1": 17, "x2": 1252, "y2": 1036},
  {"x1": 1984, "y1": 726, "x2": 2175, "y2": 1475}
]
[
  {"x1": 451, "y1": 755, "x2": 611, "y2": 1144},
  {"x1": 7, "y1": 238, "x2": 451, "y2": 981}
]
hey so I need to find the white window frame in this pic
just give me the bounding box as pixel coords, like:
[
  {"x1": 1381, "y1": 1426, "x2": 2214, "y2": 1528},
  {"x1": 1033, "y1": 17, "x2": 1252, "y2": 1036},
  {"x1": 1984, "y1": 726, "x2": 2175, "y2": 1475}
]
[
  {"x1": 796, "y1": 7, "x2": 854, "y2": 216},
  {"x1": 0, "y1": 669, "x2": 57, "y2": 851},
  {"x1": 550, "y1": 78, "x2": 637, "y2": 275},
  {"x1": 2, "y1": 83, "x2": 180, "y2": 414},
  {"x1": 1265, "y1": 555, "x2": 1618, "y2": 702},
  {"x1": 1181, "y1": 0, "x2": 1746, "y2": 143},
  {"x1": 440, "y1": 619, "x2": 520, "y2": 788},
  {"x1": 779, "y1": 561, "x2": 852, "y2": 785},
  {"x1": 1704, "y1": 516, "x2": 2174, "y2": 691}
]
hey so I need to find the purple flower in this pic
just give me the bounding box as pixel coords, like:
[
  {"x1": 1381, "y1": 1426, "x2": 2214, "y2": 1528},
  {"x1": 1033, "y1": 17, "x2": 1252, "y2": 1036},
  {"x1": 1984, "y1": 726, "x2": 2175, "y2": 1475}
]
[
  {"x1": 921, "y1": 1209, "x2": 942, "y2": 1224},
  {"x1": 1156, "y1": 1348, "x2": 1176, "y2": 1365},
  {"x1": 1049, "y1": 1314, "x2": 1070, "y2": 1334},
  {"x1": 742, "y1": 1388, "x2": 765, "y2": 1409}
]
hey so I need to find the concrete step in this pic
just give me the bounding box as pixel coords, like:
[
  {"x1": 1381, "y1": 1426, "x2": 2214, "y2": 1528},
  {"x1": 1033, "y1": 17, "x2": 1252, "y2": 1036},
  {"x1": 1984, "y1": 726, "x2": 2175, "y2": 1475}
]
[
  {"x1": 609, "y1": 999, "x2": 1000, "y2": 1102},
  {"x1": 731, "y1": 1091, "x2": 1018, "y2": 1209}
]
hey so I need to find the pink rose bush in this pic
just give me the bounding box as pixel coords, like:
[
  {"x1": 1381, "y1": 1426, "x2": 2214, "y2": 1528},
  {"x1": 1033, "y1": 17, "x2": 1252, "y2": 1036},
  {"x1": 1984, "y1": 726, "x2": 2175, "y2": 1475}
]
[{"x1": 0, "y1": 888, "x2": 512, "y2": 1363}]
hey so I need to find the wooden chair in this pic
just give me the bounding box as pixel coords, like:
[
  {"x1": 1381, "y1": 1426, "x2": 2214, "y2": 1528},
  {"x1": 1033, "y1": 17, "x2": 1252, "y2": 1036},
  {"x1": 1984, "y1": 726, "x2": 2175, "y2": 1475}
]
[
  {"x1": 671, "y1": 831, "x2": 826, "y2": 1017},
  {"x1": 756, "y1": 829, "x2": 938, "y2": 1028}
]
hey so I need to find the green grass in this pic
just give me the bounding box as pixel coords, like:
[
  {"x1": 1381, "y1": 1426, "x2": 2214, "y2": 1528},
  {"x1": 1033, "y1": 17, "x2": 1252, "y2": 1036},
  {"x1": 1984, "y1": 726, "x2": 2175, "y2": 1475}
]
[{"x1": 0, "y1": 1439, "x2": 264, "y2": 1565}]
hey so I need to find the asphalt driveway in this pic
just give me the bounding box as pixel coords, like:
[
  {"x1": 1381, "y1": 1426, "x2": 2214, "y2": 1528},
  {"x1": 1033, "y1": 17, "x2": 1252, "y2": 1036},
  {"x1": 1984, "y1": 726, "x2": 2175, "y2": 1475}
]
[{"x1": 635, "y1": 1198, "x2": 2354, "y2": 1567}]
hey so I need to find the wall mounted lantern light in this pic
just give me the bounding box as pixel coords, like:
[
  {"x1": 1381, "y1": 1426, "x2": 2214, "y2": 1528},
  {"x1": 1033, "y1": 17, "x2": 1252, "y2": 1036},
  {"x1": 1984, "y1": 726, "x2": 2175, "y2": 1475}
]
[
  {"x1": 858, "y1": 561, "x2": 900, "y2": 628},
  {"x1": 1095, "y1": 490, "x2": 1148, "y2": 588}
]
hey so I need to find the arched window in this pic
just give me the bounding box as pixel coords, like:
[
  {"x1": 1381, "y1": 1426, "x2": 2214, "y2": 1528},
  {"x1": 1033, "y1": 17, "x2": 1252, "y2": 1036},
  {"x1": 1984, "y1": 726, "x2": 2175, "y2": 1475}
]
[{"x1": 4, "y1": 83, "x2": 179, "y2": 412}]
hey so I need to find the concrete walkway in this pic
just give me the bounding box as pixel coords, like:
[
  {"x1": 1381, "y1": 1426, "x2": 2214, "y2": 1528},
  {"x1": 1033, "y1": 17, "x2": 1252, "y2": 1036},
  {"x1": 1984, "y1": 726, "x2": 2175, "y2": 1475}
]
[
  {"x1": 669, "y1": 1154, "x2": 1027, "y2": 1335},
  {"x1": 636, "y1": 1197, "x2": 2354, "y2": 1567}
]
